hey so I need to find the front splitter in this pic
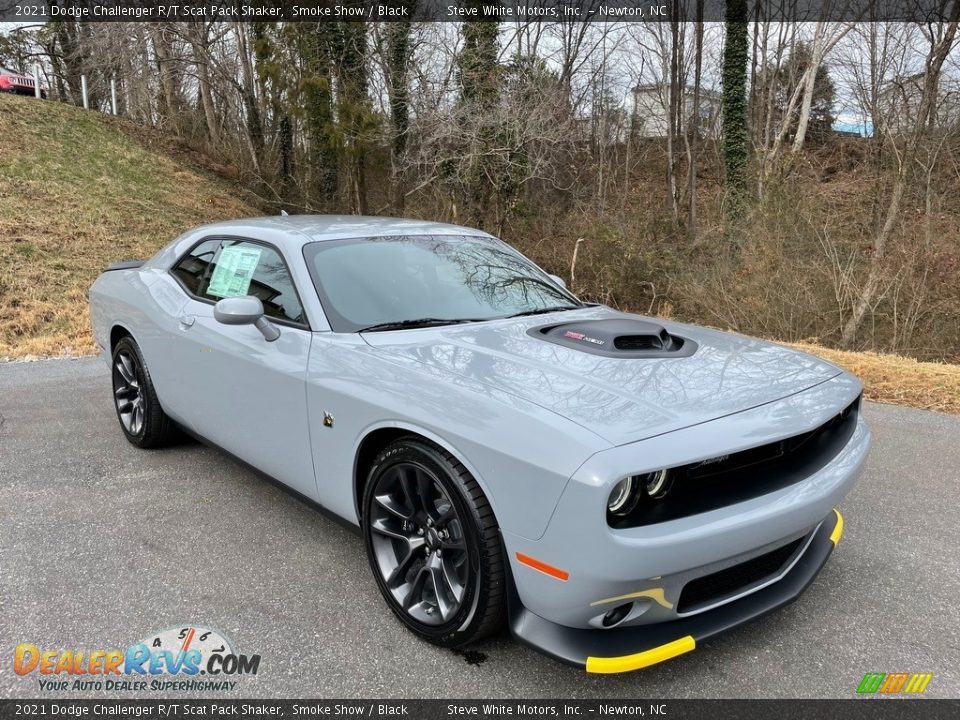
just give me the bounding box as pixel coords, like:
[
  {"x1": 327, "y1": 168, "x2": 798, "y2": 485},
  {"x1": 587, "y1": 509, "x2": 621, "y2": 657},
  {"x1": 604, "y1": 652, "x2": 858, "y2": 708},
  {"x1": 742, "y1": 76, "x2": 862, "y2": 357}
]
[{"x1": 507, "y1": 508, "x2": 844, "y2": 673}]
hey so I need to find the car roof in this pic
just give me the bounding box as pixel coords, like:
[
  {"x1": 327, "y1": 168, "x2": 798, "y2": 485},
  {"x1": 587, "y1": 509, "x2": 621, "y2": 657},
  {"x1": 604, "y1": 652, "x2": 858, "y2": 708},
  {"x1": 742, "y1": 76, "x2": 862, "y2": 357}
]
[{"x1": 187, "y1": 215, "x2": 494, "y2": 250}]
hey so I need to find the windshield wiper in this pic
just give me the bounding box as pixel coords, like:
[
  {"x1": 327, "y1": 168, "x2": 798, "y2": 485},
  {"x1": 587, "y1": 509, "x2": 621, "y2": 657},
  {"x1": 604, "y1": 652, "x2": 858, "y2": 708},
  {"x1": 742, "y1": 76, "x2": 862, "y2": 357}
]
[
  {"x1": 505, "y1": 305, "x2": 582, "y2": 319},
  {"x1": 358, "y1": 317, "x2": 483, "y2": 333}
]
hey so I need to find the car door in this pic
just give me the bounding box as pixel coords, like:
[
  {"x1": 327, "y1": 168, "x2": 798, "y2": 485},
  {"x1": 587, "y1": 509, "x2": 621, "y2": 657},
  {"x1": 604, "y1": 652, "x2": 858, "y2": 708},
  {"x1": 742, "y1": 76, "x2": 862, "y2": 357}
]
[{"x1": 165, "y1": 237, "x2": 318, "y2": 500}]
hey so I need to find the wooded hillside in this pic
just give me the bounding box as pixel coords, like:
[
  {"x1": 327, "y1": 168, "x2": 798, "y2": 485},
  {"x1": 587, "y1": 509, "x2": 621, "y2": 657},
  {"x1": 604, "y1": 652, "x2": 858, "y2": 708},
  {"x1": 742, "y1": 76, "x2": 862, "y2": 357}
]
[{"x1": 2, "y1": 11, "x2": 959, "y2": 360}]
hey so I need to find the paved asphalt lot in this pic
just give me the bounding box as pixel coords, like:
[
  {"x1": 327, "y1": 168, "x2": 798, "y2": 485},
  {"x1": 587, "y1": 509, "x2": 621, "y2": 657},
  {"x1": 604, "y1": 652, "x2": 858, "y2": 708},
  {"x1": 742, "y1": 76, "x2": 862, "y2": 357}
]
[{"x1": 1, "y1": 356, "x2": 958, "y2": 699}]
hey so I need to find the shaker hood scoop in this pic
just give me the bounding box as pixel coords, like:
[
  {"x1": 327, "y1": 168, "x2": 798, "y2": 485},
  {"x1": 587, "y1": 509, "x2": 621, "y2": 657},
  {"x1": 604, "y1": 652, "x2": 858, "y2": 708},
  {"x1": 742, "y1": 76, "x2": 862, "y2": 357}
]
[
  {"x1": 361, "y1": 307, "x2": 842, "y2": 446},
  {"x1": 531, "y1": 317, "x2": 698, "y2": 359}
]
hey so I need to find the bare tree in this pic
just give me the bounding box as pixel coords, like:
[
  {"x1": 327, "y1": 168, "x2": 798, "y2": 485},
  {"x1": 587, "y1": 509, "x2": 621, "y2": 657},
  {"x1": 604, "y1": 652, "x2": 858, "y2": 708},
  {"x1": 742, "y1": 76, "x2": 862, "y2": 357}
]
[
  {"x1": 841, "y1": 8, "x2": 960, "y2": 346},
  {"x1": 184, "y1": 20, "x2": 220, "y2": 146},
  {"x1": 686, "y1": 0, "x2": 704, "y2": 241}
]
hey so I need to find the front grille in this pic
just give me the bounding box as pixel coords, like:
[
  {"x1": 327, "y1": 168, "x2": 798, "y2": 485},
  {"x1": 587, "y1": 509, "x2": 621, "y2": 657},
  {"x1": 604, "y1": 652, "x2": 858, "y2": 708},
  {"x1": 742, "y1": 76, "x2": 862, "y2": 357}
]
[
  {"x1": 677, "y1": 537, "x2": 804, "y2": 612},
  {"x1": 608, "y1": 395, "x2": 861, "y2": 528}
]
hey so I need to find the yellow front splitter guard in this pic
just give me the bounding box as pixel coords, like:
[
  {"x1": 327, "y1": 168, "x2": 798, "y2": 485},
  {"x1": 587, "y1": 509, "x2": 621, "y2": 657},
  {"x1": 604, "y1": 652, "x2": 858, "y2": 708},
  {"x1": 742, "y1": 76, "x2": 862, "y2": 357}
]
[
  {"x1": 830, "y1": 508, "x2": 845, "y2": 546},
  {"x1": 585, "y1": 635, "x2": 696, "y2": 674}
]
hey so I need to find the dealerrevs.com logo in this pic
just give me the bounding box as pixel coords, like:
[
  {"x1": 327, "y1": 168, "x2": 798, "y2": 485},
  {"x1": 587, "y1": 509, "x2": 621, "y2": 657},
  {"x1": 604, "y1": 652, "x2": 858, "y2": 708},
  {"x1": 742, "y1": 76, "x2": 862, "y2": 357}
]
[{"x1": 14, "y1": 626, "x2": 260, "y2": 692}]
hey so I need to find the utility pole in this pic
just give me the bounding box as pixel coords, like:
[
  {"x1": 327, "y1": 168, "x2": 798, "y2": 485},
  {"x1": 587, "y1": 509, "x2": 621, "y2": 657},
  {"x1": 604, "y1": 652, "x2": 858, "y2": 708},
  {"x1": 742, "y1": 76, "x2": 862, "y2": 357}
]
[
  {"x1": 110, "y1": 77, "x2": 118, "y2": 115},
  {"x1": 33, "y1": 63, "x2": 41, "y2": 98},
  {"x1": 81, "y1": 75, "x2": 89, "y2": 109}
]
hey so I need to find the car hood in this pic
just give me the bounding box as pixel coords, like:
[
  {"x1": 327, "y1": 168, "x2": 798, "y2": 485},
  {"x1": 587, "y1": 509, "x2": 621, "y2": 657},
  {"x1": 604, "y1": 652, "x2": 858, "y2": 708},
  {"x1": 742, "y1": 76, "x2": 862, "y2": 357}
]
[{"x1": 360, "y1": 307, "x2": 842, "y2": 446}]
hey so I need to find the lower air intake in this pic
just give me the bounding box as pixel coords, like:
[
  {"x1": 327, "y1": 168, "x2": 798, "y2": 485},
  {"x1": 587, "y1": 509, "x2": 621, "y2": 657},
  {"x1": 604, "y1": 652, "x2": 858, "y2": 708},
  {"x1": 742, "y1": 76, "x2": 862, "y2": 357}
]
[{"x1": 677, "y1": 537, "x2": 805, "y2": 613}]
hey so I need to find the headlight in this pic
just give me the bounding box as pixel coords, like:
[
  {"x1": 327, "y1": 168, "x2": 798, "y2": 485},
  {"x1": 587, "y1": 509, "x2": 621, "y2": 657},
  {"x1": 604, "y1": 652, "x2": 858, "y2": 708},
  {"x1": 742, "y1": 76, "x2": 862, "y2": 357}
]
[
  {"x1": 607, "y1": 476, "x2": 640, "y2": 515},
  {"x1": 608, "y1": 470, "x2": 671, "y2": 517},
  {"x1": 641, "y1": 469, "x2": 671, "y2": 498}
]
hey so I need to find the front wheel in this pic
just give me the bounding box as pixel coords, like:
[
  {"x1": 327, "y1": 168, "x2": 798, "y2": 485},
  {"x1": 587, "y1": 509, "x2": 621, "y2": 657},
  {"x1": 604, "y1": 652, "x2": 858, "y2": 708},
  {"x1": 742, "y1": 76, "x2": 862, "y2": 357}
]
[
  {"x1": 362, "y1": 438, "x2": 506, "y2": 647},
  {"x1": 111, "y1": 336, "x2": 177, "y2": 448}
]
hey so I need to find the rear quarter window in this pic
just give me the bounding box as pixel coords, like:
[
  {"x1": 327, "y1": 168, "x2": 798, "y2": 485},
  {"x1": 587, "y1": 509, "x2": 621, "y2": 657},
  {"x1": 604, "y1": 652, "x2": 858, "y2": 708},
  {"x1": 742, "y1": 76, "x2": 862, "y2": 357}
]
[{"x1": 171, "y1": 240, "x2": 221, "y2": 296}]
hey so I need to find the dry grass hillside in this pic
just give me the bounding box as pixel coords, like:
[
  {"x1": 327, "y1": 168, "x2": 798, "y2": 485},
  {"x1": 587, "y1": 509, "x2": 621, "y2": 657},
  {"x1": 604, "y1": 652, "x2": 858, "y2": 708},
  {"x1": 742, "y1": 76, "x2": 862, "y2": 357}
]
[
  {"x1": 0, "y1": 94, "x2": 259, "y2": 357},
  {"x1": 787, "y1": 343, "x2": 960, "y2": 415}
]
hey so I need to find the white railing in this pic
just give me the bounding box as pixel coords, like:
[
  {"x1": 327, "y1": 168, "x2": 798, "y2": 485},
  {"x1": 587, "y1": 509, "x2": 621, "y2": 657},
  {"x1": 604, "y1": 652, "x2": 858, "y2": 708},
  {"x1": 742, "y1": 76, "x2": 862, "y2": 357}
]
[
  {"x1": 77, "y1": 70, "x2": 119, "y2": 114},
  {"x1": 27, "y1": 62, "x2": 120, "y2": 115}
]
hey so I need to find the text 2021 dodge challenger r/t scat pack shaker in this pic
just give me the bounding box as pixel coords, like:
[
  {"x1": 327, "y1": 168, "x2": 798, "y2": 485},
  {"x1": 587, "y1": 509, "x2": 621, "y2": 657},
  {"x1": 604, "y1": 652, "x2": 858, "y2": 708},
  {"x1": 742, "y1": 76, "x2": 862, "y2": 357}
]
[{"x1": 89, "y1": 216, "x2": 870, "y2": 674}]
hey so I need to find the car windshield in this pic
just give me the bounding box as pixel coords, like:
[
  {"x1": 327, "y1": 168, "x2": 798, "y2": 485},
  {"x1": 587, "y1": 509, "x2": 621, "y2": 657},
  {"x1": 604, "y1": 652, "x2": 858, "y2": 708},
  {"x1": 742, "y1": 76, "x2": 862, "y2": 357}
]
[{"x1": 303, "y1": 234, "x2": 582, "y2": 332}]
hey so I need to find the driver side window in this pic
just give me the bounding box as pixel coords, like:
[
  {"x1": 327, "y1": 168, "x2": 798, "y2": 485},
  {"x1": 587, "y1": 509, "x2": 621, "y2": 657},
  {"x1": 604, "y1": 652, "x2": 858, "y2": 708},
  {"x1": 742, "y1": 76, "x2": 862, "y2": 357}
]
[
  {"x1": 205, "y1": 241, "x2": 305, "y2": 326},
  {"x1": 172, "y1": 239, "x2": 306, "y2": 326}
]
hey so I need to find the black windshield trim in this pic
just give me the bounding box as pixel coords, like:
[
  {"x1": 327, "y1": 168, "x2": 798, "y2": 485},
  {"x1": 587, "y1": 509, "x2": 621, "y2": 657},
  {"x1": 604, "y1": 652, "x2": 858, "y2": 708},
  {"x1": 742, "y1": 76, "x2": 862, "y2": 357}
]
[
  {"x1": 358, "y1": 318, "x2": 486, "y2": 333},
  {"x1": 505, "y1": 305, "x2": 583, "y2": 319}
]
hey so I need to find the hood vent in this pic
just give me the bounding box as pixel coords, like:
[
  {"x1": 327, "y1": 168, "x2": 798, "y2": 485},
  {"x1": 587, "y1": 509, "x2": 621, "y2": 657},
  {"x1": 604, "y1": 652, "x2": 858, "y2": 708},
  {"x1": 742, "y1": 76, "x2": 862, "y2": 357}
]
[
  {"x1": 529, "y1": 318, "x2": 696, "y2": 359},
  {"x1": 614, "y1": 328, "x2": 676, "y2": 351}
]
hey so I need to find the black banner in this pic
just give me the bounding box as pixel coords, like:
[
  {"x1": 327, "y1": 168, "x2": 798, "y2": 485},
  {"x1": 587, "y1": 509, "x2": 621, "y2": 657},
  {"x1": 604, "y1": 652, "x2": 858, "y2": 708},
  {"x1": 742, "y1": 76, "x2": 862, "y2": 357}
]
[
  {"x1": 2, "y1": 0, "x2": 960, "y2": 23},
  {"x1": 2, "y1": 700, "x2": 960, "y2": 720}
]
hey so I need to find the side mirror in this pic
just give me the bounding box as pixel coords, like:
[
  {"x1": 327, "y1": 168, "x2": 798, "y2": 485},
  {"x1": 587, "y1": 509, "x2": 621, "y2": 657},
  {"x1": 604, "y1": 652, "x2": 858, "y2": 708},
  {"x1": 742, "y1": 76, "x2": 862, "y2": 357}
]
[
  {"x1": 548, "y1": 274, "x2": 567, "y2": 289},
  {"x1": 213, "y1": 296, "x2": 280, "y2": 342}
]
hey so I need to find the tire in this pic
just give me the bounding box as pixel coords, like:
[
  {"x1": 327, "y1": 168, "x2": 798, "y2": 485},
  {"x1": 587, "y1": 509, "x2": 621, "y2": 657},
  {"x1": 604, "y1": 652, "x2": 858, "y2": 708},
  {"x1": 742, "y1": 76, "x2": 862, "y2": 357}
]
[
  {"x1": 362, "y1": 437, "x2": 505, "y2": 647},
  {"x1": 111, "y1": 336, "x2": 177, "y2": 448}
]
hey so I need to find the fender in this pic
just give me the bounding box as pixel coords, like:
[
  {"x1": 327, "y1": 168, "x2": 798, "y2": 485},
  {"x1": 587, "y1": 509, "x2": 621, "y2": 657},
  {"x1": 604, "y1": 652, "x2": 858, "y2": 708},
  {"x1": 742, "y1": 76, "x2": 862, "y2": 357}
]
[{"x1": 351, "y1": 419, "x2": 501, "y2": 528}]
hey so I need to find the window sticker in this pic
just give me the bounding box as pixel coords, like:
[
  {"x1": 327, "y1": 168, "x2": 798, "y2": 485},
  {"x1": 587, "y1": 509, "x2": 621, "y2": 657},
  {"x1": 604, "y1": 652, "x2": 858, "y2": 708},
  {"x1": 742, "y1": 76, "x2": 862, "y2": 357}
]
[{"x1": 207, "y1": 245, "x2": 262, "y2": 298}]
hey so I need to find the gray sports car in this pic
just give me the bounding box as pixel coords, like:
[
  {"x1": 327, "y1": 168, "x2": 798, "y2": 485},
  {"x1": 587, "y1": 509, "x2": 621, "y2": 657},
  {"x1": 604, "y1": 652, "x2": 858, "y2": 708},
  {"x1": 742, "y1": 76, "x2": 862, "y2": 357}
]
[{"x1": 89, "y1": 216, "x2": 870, "y2": 673}]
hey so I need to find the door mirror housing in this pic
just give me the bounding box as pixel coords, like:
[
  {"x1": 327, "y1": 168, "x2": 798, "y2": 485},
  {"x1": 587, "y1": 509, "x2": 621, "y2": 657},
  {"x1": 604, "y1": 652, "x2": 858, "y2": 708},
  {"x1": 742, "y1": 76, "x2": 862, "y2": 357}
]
[
  {"x1": 214, "y1": 295, "x2": 264, "y2": 325},
  {"x1": 548, "y1": 273, "x2": 567, "y2": 289},
  {"x1": 213, "y1": 296, "x2": 280, "y2": 342}
]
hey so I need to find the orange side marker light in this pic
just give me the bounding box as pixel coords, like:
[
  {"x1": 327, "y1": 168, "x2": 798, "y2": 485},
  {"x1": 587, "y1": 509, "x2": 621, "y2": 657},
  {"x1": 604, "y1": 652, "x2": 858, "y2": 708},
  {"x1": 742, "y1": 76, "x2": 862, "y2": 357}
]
[{"x1": 516, "y1": 552, "x2": 570, "y2": 581}]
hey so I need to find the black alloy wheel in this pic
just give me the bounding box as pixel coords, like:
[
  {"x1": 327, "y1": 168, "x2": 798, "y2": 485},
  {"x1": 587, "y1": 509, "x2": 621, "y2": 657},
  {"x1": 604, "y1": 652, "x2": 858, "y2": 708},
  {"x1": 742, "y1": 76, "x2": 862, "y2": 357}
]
[
  {"x1": 110, "y1": 336, "x2": 177, "y2": 448},
  {"x1": 362, "y1": 438, "x2": 505, "y2": 646},
  {"x1": 113, "y1": 347, "x2": 145, "y2": 437}
]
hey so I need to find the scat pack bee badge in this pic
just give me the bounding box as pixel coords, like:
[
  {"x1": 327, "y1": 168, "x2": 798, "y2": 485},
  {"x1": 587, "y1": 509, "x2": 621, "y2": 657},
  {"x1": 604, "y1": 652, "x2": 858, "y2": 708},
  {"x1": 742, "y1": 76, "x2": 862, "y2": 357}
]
[{"x1": 13, "y1": 626, "x2": 260, "y2": 692}]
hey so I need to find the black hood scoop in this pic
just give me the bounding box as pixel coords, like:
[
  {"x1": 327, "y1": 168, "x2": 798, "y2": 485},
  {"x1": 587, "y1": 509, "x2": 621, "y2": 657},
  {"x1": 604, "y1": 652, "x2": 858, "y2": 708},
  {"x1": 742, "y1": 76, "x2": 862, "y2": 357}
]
[{"x1": 528, "y1": 318, "x2": 697, "y2": 358}]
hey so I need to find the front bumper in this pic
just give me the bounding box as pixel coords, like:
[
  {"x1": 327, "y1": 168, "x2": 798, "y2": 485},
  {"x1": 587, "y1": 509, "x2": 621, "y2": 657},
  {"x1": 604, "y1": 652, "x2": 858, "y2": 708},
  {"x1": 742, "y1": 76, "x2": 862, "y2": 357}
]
[
  {"x1": 508, "y1": 508, "x2": 844, "y2": 673},
  {"x1": 503, "y1": 375, "x2": 868, "y2": 630}
]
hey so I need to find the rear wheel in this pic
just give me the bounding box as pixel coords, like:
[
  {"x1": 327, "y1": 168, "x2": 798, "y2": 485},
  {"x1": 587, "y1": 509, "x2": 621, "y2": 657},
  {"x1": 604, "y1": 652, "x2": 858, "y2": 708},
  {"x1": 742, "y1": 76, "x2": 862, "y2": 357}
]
[
  {"x1": 111, "y1": 336, "x2": 177, "y2": 448},
  {"x1": 362, "y1": 438, "x2": 505, "y2": 647}
]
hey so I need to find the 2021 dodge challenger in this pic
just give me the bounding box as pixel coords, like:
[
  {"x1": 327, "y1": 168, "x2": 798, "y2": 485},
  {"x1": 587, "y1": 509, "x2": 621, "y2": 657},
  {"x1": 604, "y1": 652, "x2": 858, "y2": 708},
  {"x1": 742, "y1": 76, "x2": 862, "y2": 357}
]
[{"x1": 89, "y1": 216, "x2": 870, "y2": 673}]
